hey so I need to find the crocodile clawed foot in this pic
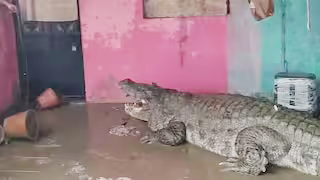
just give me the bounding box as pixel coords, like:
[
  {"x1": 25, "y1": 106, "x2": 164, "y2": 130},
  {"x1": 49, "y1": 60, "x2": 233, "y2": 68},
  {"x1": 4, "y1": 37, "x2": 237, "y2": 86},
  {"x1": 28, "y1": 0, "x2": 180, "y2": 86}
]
[
  {"x1": 219, "y1": 157, "x2": 266, "y2": 176},
  {"x1": 140, "y1": 135, "x2": 157, "y2": 144},
  {"x1": 219, "y1": 157, "x2": 240, "y2": 169},
  {"x1": 219, "y1": 157, "x2": 238, "y2": 164}
]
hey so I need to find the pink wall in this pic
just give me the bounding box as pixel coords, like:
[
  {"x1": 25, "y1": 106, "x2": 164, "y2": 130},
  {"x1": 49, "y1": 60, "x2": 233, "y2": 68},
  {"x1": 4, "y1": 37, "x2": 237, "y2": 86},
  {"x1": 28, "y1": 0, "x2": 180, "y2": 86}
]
[
  {"x1": 0, "y1": 7, "x2": 18, "y2": 111},
  {"x1": 79, "y1": 0, "x2": 228, "y2": 103}
]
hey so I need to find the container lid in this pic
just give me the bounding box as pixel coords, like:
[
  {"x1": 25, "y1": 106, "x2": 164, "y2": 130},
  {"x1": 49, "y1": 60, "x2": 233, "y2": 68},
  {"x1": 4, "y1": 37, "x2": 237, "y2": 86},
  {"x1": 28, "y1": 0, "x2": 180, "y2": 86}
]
[{"x1": 275, "y1": 72, "x2": 316, "y2": 79}]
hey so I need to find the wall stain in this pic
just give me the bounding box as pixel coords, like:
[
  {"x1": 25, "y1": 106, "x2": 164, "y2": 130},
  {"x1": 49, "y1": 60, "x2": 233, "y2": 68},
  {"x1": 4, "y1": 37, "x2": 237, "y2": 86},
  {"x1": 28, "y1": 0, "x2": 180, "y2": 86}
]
[{"x1": 179, "y1": 17, "x2": 188, "y2": 67}]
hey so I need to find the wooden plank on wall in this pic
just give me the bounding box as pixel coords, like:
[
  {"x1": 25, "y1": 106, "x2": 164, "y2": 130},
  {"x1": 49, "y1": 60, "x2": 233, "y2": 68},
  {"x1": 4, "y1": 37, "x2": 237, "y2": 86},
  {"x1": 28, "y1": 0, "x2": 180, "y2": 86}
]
[
  {"x1": 18, "y1": 0, "x2": 78, "y2": 22},
  {"x1": 144, "y1": 0, "x2": 228, "y2": 18}
]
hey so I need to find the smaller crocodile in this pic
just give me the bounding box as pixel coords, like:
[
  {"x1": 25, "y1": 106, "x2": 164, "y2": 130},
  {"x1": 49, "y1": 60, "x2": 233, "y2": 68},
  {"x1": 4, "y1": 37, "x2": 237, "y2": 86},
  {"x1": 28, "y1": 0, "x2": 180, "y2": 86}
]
[{"x1": 119, "y1": 78, "x2": 320, "y2": 176}]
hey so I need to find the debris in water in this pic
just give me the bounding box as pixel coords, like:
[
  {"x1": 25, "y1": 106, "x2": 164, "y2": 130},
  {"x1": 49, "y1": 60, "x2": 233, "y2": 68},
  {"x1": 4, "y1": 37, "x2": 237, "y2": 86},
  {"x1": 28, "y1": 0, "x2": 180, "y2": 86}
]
[
  {"x1": 116, "y1": 177, "x2": 132, "y2": 180},
  {"x1": 35, "y1": 144, "x2": 62, "y2": 148},
  {"x1": 0, "y1": 170, "x2": 40, "y2": 173},
  {"x1": 112, "y1": 106, "x2": 121, "y2": 111},
  {"x1": 129, "y1": 130, "x2": 140, "y2": 136},
  {"x1": 35, "y1": 137, "x2": 61, "y2": 147},
  {"x1": 64, "y1": 161, "x2": 94, "y2": 180},
  {"x1": 95, "y1": 177, "x2": 131, "y2": 180},
  {"x1": 78, "y1": 174, "x2": 93, "y2": 180},
  {"x1": 42, "y1": 137, "x2": 57, "y2": 144},
  {"x1": 36, "y1": 158, "x2": 52, "y2": 165},
  {"x1": 109, "y1": 125, "x2": 140, "y2": 137},
  {"x1": 96, "y1": 177, "x2": 112, "y2": 180},
  {"x1": 121, "y1": 121, "x2": 128, "y2": 126},
  {"x1": 121, "y1": 117, "x2": 130, "y2": 126},
  {"x1": 65, "y1": 163, "x2": 86, "y2": 176},
  {"x1": 14, "y1": 156, "x2": 49, "y2": 159},
  {"x1": 68, "y1": 161, "x2": 80, "y2": 166},
  {"x1": 88, "y1": 150, "x2": 127, "y2": 162}
]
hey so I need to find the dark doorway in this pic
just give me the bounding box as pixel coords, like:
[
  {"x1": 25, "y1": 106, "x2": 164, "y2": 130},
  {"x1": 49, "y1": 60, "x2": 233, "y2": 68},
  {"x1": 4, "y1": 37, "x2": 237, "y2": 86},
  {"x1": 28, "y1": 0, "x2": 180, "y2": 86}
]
[{"x1": 13, "y1": 0, "x2": 85, "y2": 103}]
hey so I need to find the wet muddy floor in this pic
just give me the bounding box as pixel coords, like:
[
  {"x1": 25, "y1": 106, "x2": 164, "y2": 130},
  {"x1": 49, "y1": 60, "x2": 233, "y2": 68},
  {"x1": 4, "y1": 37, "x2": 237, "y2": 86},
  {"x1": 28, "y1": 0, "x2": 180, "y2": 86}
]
[{"x1": 0, "y1": 103, "x2": 318, "y2": 180}]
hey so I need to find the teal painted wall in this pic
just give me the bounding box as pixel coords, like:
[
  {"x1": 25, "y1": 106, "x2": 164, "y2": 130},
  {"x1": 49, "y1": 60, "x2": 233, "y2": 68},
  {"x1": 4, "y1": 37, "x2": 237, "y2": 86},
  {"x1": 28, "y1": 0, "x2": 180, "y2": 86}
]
[
  {"x1": 286, "y1": 0, "x2": 320, "y2": 74},
  {"x1": 261, "y1": 0, "x2": 320, "y2": 93}
]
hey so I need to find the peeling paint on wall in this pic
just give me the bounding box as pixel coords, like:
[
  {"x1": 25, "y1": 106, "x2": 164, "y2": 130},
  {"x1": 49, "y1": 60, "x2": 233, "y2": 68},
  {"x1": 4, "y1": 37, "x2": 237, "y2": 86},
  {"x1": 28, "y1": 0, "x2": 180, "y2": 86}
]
[
  {"x1": 0, "y1": 7, "x2": 18, "y2": 111},
  {"x1": 79, "y1": 0, "x2": 320, "y2": 102},
  {"x1": 80, "y1": 0, "x2": 138, "y2": 49},
  {"x1": 138, "y1": 19, "x2": 180, "y2": 40},
  {"x1": 79, "y1": 0, "x2": 227, "y2": 103}
]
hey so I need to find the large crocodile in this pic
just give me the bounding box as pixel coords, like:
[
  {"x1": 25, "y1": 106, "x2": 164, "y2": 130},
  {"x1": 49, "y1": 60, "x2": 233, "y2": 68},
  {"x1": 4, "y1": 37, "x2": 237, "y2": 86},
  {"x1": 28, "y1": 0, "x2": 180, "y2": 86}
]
[{"x1": 119, "y1": 78, "x2": 320, "y2": 176}]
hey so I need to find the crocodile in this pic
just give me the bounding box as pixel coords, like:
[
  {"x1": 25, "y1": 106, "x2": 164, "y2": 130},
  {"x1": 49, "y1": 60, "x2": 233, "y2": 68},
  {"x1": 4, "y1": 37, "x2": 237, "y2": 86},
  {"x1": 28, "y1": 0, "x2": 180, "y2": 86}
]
[{"x1": 119, "y1": 78, "x2": 320, "y2": 176}]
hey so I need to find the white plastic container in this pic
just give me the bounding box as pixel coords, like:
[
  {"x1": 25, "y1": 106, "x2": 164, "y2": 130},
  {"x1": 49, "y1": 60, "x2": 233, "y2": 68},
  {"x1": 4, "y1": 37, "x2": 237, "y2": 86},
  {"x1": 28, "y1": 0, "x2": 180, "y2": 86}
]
[{"x1": 274, "y1": 72, "x2": 316, "y2": 112}]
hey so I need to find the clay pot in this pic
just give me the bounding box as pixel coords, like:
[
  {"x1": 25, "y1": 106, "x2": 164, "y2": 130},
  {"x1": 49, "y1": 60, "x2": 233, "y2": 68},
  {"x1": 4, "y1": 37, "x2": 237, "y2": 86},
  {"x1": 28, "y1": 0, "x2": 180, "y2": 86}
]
[
  {"x1": 37, "y1": 88, "x2": 62, "y2": 110},
  {"x1": 3, "y1": 110, "x2": 40, "y2": 141},
  {"x1": 0, "y1": 125, "x2": 5, "y2": 144}
]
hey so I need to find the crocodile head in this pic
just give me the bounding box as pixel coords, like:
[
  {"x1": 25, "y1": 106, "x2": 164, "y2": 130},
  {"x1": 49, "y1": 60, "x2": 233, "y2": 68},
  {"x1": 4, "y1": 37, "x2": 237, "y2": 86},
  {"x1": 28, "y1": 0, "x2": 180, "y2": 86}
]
[
  {"x1": 119, "y1": 78, "x2": 160, "y2": 102},
  {"x1": 124, "y1": 102, "x2": 151, "y2": 121},
  {"x1": 119, "y1": 78, "x2": 159, "y2": 121}
]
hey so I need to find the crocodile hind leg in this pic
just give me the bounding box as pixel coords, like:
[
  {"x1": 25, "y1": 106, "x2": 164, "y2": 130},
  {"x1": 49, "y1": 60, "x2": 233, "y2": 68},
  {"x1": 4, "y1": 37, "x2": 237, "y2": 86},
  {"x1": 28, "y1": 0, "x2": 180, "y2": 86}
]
[
  {"x1": 140, "y1": 121, "x2": 187, "y2": 146},
  {"x1": 219, "y1": 146, "x2": 269, "y2": 175},
  {"x1": 219, "y1": 125, "x2": 291, "y2": 175}
]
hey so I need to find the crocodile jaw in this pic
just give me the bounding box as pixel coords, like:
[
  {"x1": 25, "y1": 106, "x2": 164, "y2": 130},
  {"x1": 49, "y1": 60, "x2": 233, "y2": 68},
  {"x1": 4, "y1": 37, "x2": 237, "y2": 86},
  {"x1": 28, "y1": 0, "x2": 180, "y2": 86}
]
[{"x1": 124, "y1": 102, "x2": 149, "y2": 122}]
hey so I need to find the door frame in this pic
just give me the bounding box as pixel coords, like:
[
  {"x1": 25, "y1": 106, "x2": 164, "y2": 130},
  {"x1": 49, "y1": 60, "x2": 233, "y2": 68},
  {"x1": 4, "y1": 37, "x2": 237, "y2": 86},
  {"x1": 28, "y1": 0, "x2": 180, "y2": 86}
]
[{"x1": 12, "y1": 0, "x2": 86, "y2": 103}]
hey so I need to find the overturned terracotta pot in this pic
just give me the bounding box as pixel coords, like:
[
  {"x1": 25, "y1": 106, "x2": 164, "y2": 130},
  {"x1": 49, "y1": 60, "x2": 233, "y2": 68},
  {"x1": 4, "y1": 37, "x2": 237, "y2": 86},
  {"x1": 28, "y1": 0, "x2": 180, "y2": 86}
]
[
  {"x1": 3, "y1": 110, "x2": 40, "y2": 141},
  {"x1": 0, "y1": 125, "x2": 5, "y2": 144},
  {"x1": 37, "y1": 88, "x2": 62, "y2": 110}
]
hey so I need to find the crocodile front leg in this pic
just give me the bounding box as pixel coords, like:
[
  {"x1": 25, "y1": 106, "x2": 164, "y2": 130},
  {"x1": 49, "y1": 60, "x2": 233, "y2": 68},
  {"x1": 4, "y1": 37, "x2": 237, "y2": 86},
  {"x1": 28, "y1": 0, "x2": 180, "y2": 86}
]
[
  {"x1": 219, "y1": 125, "x2": 291, "y2": 175},
  {"x1": 140, "y1": 121, "x2": 187, "y2": 146}
]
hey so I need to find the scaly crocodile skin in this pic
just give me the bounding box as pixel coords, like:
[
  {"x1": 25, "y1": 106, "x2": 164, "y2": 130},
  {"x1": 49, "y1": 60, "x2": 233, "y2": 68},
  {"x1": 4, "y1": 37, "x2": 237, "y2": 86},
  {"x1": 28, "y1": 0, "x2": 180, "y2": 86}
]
[{"x1": 119, "y1": 79, "x2": 320, "y2": 176}]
